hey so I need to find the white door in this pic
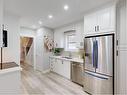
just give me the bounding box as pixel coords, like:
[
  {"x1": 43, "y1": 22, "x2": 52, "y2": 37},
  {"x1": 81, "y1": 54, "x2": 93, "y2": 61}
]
[
  {"x1": 84, "y1": 13, "x2": 97, "y2": 35},
  {"x1": 98, "y1": 6, "x2": 115, "y2": 32}
]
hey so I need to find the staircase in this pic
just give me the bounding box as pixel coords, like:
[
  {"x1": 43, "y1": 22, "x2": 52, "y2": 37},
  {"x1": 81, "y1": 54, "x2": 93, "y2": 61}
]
[
  {"x1": 20, "y1": 37, "x2": 33, "y2": 62},
  {"x1": 25, "y1": 38, "x2": 33, "y2": 55}
]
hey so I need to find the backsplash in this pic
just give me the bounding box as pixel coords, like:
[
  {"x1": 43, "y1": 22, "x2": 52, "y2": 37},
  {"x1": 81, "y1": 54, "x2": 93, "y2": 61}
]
[{"x1": 61, "y1": 49, "x2": 84, "y2": 59}]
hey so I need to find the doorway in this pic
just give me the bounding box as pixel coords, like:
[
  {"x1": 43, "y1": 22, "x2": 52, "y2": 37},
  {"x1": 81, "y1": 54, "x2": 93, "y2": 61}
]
[{"x1": 20, "y1": 36, "x2": 35, "y2": 69}]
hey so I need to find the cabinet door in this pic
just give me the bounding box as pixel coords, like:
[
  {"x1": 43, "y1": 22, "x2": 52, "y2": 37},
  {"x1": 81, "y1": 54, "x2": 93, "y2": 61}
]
[
  {"x1": 54, "y1": 31, "x2": 64, "y2": 48},
  {"x1": 117, "y1": 50, "x2": 127, "y2": 94},
  {"x1": 50, "y1": 58, "x2": 56, "y2": 72},
  {"x1": 55, "y1": 59, "x2": 63, "y2": 75},
  {"x1": 98, "y1": 6, "x2": 115, "y2": 32},
  {"x1": 62, "y1": 61, "x2": 71, "y2": 79},
  {"x1": 75, "y1": 22, "x2": 84, "y2": 49},
  {"x1": 84, "y1": 13, "x2": 97, "y2": 35}
]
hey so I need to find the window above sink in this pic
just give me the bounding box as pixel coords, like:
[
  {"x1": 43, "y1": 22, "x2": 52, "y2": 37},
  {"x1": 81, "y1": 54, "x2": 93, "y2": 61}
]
[{"x1": 64, "y1": 30, "x2": 78, "y2": 52}]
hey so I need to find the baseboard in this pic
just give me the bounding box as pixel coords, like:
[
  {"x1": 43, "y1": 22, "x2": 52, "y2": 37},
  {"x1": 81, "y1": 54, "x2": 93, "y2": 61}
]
[{"x1": 42, "y1": 69, "x2": 50, "y2": 74}]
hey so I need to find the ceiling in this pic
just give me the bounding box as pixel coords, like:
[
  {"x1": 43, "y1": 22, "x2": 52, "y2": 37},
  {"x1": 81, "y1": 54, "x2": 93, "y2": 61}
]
[{"x1": 4, "y1": 0, "x2": 115, "y2": 29}]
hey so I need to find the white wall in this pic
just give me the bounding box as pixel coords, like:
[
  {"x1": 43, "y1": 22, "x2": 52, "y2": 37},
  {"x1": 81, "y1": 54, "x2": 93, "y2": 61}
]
[
  {"x1": 0, "y1": 12, "x2": 20, "y2": 65},
  {"x1": 20, "y1": 27, "x2": 54, "y2": 71},
  {"x1": 0, "y1": 0, "x2": 3, "y2": 47},
  {"x1": 36, "y1": 27, "x2": 53, "y2": 72},
  {"x1": 54, "y1": 20, "x2": 84, "y2": 49},
  {"x1": 20, "y1": 27, "x2": 36, "y2": 37}
]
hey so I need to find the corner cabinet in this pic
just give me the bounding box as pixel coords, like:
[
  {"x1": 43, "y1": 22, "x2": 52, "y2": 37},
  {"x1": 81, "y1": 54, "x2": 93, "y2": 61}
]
[
  {"x1": 84, "y1": 5, "x2": 116, "y2": 35},
  {"x1": 50, "y1": 57, "x2": 71, "y2": 79}
]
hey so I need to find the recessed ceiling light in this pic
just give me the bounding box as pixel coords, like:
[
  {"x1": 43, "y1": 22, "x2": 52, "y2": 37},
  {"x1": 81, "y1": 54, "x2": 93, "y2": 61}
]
[
  {"x1": 48, "y1": 15, "x2": 53, "y2": 19},
  {"x1": 64, "y1": 5, "x2": 69, "y2": 11},
  {"x1": 38, "y1": 21, "x2": 43, "y2": 25}
]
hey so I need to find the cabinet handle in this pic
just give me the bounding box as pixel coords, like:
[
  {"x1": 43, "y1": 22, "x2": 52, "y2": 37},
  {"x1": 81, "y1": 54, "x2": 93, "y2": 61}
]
[
  {"x1": 95, "y1": 26, "x2": 97, "y2": 32},
  {"x1": 116, "y1": 50, "x2": 119, "y2": 56},
  {"x1": 62, "y1": 61, "x2": 63, "y2": 64},
  {"x1": 116, "y1": 40, "x2": 119, "y2": 46},
  {"x1": 97, "y1": 26, "x2": 99, "y2": 31}
]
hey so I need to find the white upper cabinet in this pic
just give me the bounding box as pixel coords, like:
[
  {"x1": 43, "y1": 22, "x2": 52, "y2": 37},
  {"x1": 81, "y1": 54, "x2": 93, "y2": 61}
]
[
  {"x1": 84, "y1": 13, "x2": 98, "y2": 34},
  {"x1": 84, "y1": 5, "x2": 116, "y2": 35},
  {"x1": 54, "y1": 31, "x2": 64, "y2": 48},
  {"x1": 98, "y1": 6, "x2": 115, "y2": 32},
  {"x1": 75, "y1": 21, "x2": 84, "y2": 49}
]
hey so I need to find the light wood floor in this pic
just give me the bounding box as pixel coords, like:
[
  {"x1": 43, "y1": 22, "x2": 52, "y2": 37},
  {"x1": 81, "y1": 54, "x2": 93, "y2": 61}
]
[{"x1": 20, "y1": 63, "x2": 88, "y2": 95}]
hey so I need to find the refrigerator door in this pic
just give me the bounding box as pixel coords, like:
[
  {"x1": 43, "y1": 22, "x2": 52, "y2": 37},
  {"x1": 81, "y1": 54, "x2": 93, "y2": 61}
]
[
  {"x1": 95, "y1": 35, "x2": 113, "y2": 76},
  {"x1": 84, "y1": 37, "x2": 95, "y2": 72},
  {"x1": 83, "y1": 71, "x2": 113, "y2": 94}
]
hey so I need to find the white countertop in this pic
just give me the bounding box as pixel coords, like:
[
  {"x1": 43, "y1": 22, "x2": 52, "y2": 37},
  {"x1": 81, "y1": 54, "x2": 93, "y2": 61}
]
[{"x1": 50, "y1": 56, "x2": 84, "y2": 63}]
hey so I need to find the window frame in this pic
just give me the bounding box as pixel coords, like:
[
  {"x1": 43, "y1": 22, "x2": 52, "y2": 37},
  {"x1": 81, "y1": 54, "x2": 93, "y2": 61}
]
[{"x1": 64, "y1": 31, "x2": 78, "y2": 51}]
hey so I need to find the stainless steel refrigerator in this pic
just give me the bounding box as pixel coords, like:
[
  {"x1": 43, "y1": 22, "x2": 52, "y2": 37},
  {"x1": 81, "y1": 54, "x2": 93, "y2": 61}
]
[{"x1": 83, "y1": 34, "x2": 114, "y2": 94}]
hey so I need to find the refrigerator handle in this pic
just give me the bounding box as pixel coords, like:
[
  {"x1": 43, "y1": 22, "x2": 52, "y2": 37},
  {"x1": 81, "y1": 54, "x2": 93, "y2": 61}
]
[
  {"x1": 92, "y1": 41, "x2": 95, "y2": 68},
  {"x1": 92, "y1": 40, "x2": 98, "y2": 68},
  {"x1": 95, "y1": 40, "x2": 98, "y2": 68},
  {"x1": 84, "y1": 71, "x2": 109, "y2": 80}
]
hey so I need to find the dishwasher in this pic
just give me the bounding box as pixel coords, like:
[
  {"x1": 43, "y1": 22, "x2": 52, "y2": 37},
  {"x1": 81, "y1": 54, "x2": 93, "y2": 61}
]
[{"x1": 71, "y1": 62, "x2": 83, "y2": 86}]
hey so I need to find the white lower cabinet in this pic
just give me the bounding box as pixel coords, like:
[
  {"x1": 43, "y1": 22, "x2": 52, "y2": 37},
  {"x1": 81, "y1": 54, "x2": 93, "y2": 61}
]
[
  {"x1": 55, "y1": 59, "x2": 63, "y2": 75},
  {"x1": 50, "y1": 58, "x2": 55, "y2": 72},
  {"x1": 50, "y1": 58, "x2": 71, "y2": 79},
  {"x1": 62, "y1": 60, "x2": 71, "y2": 79}
]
